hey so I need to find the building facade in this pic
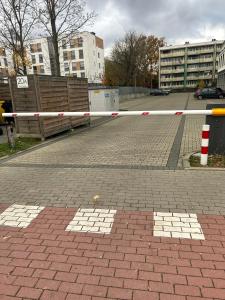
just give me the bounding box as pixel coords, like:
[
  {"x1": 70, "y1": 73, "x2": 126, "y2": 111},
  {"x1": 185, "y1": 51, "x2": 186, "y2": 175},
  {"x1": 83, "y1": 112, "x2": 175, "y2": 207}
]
[
  {"x1": 59, "y1": 32, "x2": 104, "y2": 83},
  {"x1": 1, "y1": 32, "x2": 105, "y2": 83},
  {"x1": 217, "y1": 42, "x2": 225, "y2": 90},
  {"x1": 27, "y1": 37, "x2": 55, "y2": 76},
  {"x1": 159, "y1": 40, "x2": 224, "y2": 90}
]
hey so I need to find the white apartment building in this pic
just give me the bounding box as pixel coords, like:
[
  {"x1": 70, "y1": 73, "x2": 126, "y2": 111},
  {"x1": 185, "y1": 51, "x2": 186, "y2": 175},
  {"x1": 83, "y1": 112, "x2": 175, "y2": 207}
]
[
  {"x1": 1, "y1": 32, "x2": 105, "y2": 83},
  {"x1": 217, "y1": 42, "x2": 225, "y2": 90},
  {"x1": 27, "y1": 37, "x2": 54, "y2": 76},
  {"x1": 159, "y1": 40, "x2": 224, "y2": 90},
  {"x1": 59, "y1": 31, "x2": 105, "y2": 83}
]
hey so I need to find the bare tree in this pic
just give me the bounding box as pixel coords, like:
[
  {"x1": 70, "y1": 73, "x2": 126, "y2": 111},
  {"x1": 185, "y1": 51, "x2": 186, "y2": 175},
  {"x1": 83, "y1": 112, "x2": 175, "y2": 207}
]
[
  {"x1": 0, "y1": 0, "x2": 36, "y2": 75},
  {"x1": 35, "y1": 0, "x2": 95, "y2": 76},
  {"x1": 106, "y1": 32, "x2": 165, "y2": 87}
]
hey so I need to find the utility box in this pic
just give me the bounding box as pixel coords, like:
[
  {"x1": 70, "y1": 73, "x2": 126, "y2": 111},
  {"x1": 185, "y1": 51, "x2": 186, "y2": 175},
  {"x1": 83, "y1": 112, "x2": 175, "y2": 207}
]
[
  {"x1": 206, "y1": 104, "x2": 225, "y2": 155},
  {"x1": 89, "y1": 88, "x2": 119, "y2": 112}
]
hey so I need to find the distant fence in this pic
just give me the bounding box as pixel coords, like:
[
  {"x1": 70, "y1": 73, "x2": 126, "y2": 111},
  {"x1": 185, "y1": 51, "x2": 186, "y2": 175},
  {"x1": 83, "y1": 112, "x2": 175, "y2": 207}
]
[{"x1": 118, "y1": 87, "x2": 149, "y2": 96}]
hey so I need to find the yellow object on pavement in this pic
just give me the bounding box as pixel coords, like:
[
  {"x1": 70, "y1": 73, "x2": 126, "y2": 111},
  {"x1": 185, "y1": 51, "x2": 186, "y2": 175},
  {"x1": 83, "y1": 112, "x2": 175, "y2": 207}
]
[{"x1": 0, "y1": 100, "x2": 5, "y2": 123}]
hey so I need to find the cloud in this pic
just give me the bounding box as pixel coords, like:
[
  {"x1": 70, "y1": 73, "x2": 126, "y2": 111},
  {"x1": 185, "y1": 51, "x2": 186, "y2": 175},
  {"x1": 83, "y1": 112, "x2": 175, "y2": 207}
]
[{"x1": 85, "y1": 0, "x2": 225, "y2": 55}]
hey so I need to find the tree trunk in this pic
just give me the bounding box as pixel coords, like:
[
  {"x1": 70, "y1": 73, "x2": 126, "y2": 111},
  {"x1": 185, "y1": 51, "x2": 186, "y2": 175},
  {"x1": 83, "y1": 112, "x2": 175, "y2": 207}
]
[
  {"x1": 52, "y1": 35, "x2": 61, "y2": 76},
  {"x1": 51, "y1": 17, "x2": 61, "y2": 76}
]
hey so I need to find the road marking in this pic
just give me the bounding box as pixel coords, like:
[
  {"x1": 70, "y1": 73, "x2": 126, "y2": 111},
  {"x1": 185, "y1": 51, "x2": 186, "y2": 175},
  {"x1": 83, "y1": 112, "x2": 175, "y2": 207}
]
[
  {"x1": 153, "y1": 212, "x2": 205, "y2": 240},
  {"x1": 66, "y1": 208, "x2": 117, "y2": 234},
  {"x1": 0, "y1": 204, "x2": 45, "y2": 228}
]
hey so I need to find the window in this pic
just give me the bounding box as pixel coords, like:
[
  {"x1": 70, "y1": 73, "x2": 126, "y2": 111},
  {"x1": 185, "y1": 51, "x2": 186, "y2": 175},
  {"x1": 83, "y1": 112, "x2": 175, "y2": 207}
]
[
  {"x1": 73, "y1": 73, "x2": 77, "y2": 78},
  {"x1": 31, "y1": 55, "x2": 36, "y2": 64},
  {"x1": 81, "y1": 72, "x2": 85, "y2": 78},
  {"x1": 40, "y1": 66, "x2": 45, "y2": 74},
  {"x1": 71, "y1": 50, "x2": 76, "y2": 60},
  {"x1": 30, "y1": 43, "x2": 42, "y2": 53},
  {"x1": 37, "y1": 43, "x2": 42, "y2": 52},
  {"x1": 63, "y1": 51, "x2": 68, "y2": 61},
  {"x1": 39, "y1": 54, "x2": 43, "y2": 63},
  {"x1": 62, "y1": 40, "x2": 67, "y2": 49},
  {"x1": 79, "y1": 49, "x2": 84, "y2": 59},
  {"x1": 78, "y1": 37, "x2": 83, "y2": 47},
  {"x1": 98, "y1": 52, "x2": 100, "y2": 58},
  {"x1": 64, "y1": 63, "x2": 69, "y2": 72},
  {"x1": 80, "y1": 61, "x2": 85, "y2": 70},
  {"x1": 72, "y1": 62, "x2": 77, "y2": 71},
  {"x1": 4, "y1": 58, "x2": 8, "y2": 67},
  {"x1": 33, "y1": 66, "x2": 37, "y2": 74},
  {"x1": 99, "y1": 63, "x2": 101, "y2": 69}
]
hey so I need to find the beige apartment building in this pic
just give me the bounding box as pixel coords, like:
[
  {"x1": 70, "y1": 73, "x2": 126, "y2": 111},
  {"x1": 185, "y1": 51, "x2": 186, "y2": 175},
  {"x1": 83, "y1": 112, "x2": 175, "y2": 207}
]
[
  {"x1": 159, "y1": 40, "x2": 224, "y2": 90},
  {"x1": 217, "y1": 42, "x2": 225, "y2": 90}
]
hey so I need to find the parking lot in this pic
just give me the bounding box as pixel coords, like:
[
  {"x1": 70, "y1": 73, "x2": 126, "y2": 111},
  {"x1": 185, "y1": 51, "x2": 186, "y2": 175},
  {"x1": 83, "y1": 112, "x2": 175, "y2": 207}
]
[{"x1": 0, "y1": 93, "x2": 225, "y2": 299}]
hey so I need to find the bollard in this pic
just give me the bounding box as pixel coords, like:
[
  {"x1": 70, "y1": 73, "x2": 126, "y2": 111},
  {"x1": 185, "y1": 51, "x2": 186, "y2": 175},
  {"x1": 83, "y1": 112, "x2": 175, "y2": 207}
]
[{"x1": 200, "y1": 125, "x2": 210, "y2": 166}]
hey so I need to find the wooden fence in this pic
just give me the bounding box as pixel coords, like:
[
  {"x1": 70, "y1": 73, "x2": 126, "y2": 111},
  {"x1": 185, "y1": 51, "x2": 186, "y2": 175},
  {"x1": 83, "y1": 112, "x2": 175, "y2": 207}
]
[
  {"x1": 0, "y1": 77, "x2": 11, "y2": 101},
  {"x1": 9, "y1": 75, "x2": 90, "y2": 139}
]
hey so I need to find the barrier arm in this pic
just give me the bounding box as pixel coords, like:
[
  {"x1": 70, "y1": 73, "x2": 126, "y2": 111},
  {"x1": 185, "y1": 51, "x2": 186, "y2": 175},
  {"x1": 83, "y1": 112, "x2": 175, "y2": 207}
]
[{"x1": 2, "y1": 109, "x2": 225, "y2": 118}]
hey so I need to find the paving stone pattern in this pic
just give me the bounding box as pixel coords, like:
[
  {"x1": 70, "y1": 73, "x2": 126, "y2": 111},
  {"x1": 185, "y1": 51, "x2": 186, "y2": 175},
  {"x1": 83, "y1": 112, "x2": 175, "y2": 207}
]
[
  {"x1": 0, "y1": 204, "x2": 44, "y2": 228},
  {"x1": 4, "y1": 94, "x2": 188, "y2": 168},
  {"x1": 0, "y1": 206, "x2": 225, "y2": 299},
  {"x1": 66, "y1": 208, "x2": 117, "y2": 234},
  {"x1": 154, "y1": 212, "x2": 205, "y2": 240}
]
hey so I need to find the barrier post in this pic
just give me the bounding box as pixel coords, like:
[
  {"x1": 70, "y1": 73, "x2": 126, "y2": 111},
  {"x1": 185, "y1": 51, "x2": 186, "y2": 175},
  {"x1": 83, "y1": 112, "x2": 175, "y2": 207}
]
[{"x1": 201, "y1": 125, "x2": 210, "y2": 166}]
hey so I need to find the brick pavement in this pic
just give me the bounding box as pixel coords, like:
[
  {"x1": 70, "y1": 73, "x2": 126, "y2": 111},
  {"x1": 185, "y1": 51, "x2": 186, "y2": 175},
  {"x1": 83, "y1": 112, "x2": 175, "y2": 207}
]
[
  {"x1": 0, "y1": 93, "x2": 225, "y2": 299},
  {"x1": 3, "y1": 94, "x2": 188, "y2": 168},
  {"x1": 0, "y1": 205, "x2": 225, "y2": 299}
]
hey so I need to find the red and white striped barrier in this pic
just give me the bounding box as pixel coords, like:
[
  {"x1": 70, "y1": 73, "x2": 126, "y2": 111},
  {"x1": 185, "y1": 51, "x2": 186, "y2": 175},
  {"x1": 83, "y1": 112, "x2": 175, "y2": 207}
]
[
  {"x1": 2, "y1": 108, "x2": 225, "y2": 118},
  {"x1": 200, "y1": 125, "x2": 210, "y2": 166}
]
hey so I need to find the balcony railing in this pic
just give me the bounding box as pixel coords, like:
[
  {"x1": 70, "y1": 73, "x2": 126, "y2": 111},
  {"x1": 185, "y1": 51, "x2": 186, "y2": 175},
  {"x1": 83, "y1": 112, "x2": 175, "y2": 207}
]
[
  {"x1": 160, "y1": 52, "x2": 185, "y2": 58},
  {"x1": 160, "y1": 68, "x2": 184, "y2": 74}
]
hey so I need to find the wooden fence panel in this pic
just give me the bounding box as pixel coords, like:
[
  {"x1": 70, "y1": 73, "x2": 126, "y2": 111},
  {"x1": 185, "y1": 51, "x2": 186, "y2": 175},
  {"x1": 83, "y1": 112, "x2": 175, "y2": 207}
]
[{"x1": 9, "y1": 75, "x2": 90, "y2": 139}]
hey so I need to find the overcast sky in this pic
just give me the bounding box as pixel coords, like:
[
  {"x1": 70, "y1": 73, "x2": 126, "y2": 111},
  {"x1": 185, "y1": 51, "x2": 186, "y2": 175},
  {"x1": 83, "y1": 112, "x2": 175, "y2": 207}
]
[{"x1": 85, "y1": 0, "x2": 225, "y2": 56}]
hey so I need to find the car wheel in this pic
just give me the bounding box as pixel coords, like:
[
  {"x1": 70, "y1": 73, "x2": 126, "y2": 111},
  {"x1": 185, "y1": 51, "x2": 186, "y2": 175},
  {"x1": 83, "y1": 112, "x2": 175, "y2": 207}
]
[
  {"x1": 219, "y1": 95, "x2": 224, "y2": 99},
  {"x1": 198, "y1": 95, "x2": 203, "y2": 100}
]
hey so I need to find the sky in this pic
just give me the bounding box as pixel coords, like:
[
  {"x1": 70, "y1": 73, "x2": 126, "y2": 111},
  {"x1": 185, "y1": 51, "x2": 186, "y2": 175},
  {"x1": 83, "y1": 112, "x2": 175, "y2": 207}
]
[{"x1": 85, "y1": 0, "x2": 225, "y2": 56}]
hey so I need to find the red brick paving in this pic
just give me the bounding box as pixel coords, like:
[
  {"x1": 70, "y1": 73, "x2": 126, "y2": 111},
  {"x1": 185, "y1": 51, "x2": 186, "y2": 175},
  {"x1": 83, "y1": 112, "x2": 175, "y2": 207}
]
[{"x1": 0, "y1": 208, "x2": 225, "y2": 299}]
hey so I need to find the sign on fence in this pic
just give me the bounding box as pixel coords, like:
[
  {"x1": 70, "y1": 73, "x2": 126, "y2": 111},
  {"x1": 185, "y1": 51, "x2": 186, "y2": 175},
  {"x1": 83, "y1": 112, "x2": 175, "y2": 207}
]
[{"x1": 16, "y1": 76, "x2": 29, "y2": 89}]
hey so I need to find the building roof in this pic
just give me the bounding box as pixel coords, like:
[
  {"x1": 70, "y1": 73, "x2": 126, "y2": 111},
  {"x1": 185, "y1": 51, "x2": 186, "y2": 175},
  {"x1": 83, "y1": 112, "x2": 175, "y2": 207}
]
[{"x1": 160, "y1": 40, "x2": 224, "y2": 51}]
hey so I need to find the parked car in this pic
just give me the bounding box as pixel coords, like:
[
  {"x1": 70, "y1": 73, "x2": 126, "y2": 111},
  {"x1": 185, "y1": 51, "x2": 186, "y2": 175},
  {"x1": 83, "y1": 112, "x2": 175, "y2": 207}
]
[
  {"x1": 150, "y1": 89, "x2": 169, "y2": 96},
  {"x1": 194, "y1": 88, "x2": 225, "y2": 100}
]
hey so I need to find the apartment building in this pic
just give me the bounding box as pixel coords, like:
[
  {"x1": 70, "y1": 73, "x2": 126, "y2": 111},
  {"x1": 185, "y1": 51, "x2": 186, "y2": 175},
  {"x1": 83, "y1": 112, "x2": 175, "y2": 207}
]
[
  {"x1": 217, "y1": 42, "x2": 225, "y2": 90},
  {"x1": 59, "y1": 31, "x2": 105, "y2": 83},
  {"x1": 159, "y1": 40, "x2": 224, "y2": 90},
  {"x1": 1, "y1": 32, "x2": 105, "y2": 83},
  {"x1": 0, "y1": 48, "x2": 9, "y2": 76},
  {"x1": 27, "y1": 37, "x2": 55, "y2": 76}
]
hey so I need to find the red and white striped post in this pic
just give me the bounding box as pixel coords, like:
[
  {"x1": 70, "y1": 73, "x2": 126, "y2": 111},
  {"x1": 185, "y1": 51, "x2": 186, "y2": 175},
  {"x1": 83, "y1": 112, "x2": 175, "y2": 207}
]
[{"x1": 201, "y1": 125, "x2": 210, "y2": 166}]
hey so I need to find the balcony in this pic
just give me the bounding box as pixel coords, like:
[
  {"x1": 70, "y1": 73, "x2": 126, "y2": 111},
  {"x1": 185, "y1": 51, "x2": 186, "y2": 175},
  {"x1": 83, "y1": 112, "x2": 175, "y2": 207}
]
[
  {"x1": 187, "y1": 58, "x2": 213, "y2": 64},
  {"x1": 161, "y1": 52, "x2": 185, "y2": 58},
  {"x1": 161, "y1": 61, "x2": 184, "y2": 66},
  {"x1": 161, "y1": 77, "x2": 184, "y2": 82},
  {"x1": 161, "y1": 68, "x2": 184, "y2": 74},
  {"x1": 187, "y1": 66, "x2": 213, "y2": 72},
  {"x1": 187, "y1": 74, "x2": 212, "y2": 80},
  {"x1": 188, "y1": 48, "x2": 214, "y2": 55}
]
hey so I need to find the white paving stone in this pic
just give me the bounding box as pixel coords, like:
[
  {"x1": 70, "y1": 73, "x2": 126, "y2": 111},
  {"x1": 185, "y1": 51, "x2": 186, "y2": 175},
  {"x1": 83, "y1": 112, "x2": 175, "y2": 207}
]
[
  {"x1": 154, "y1": 212, "x2": 205, "y2": 240},
  {"x1": 66, "y1": 208, "x2": 117, "y2": 234},
  {"x1": 0, "y1": 204, "x2": 45, "y2": 228}
]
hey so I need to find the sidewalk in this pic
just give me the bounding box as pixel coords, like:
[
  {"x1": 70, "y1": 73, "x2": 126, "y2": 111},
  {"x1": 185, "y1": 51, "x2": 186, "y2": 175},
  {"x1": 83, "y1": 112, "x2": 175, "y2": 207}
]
[{"x1": 0, "y1": 204, "x2": 225, "y2": 299}]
